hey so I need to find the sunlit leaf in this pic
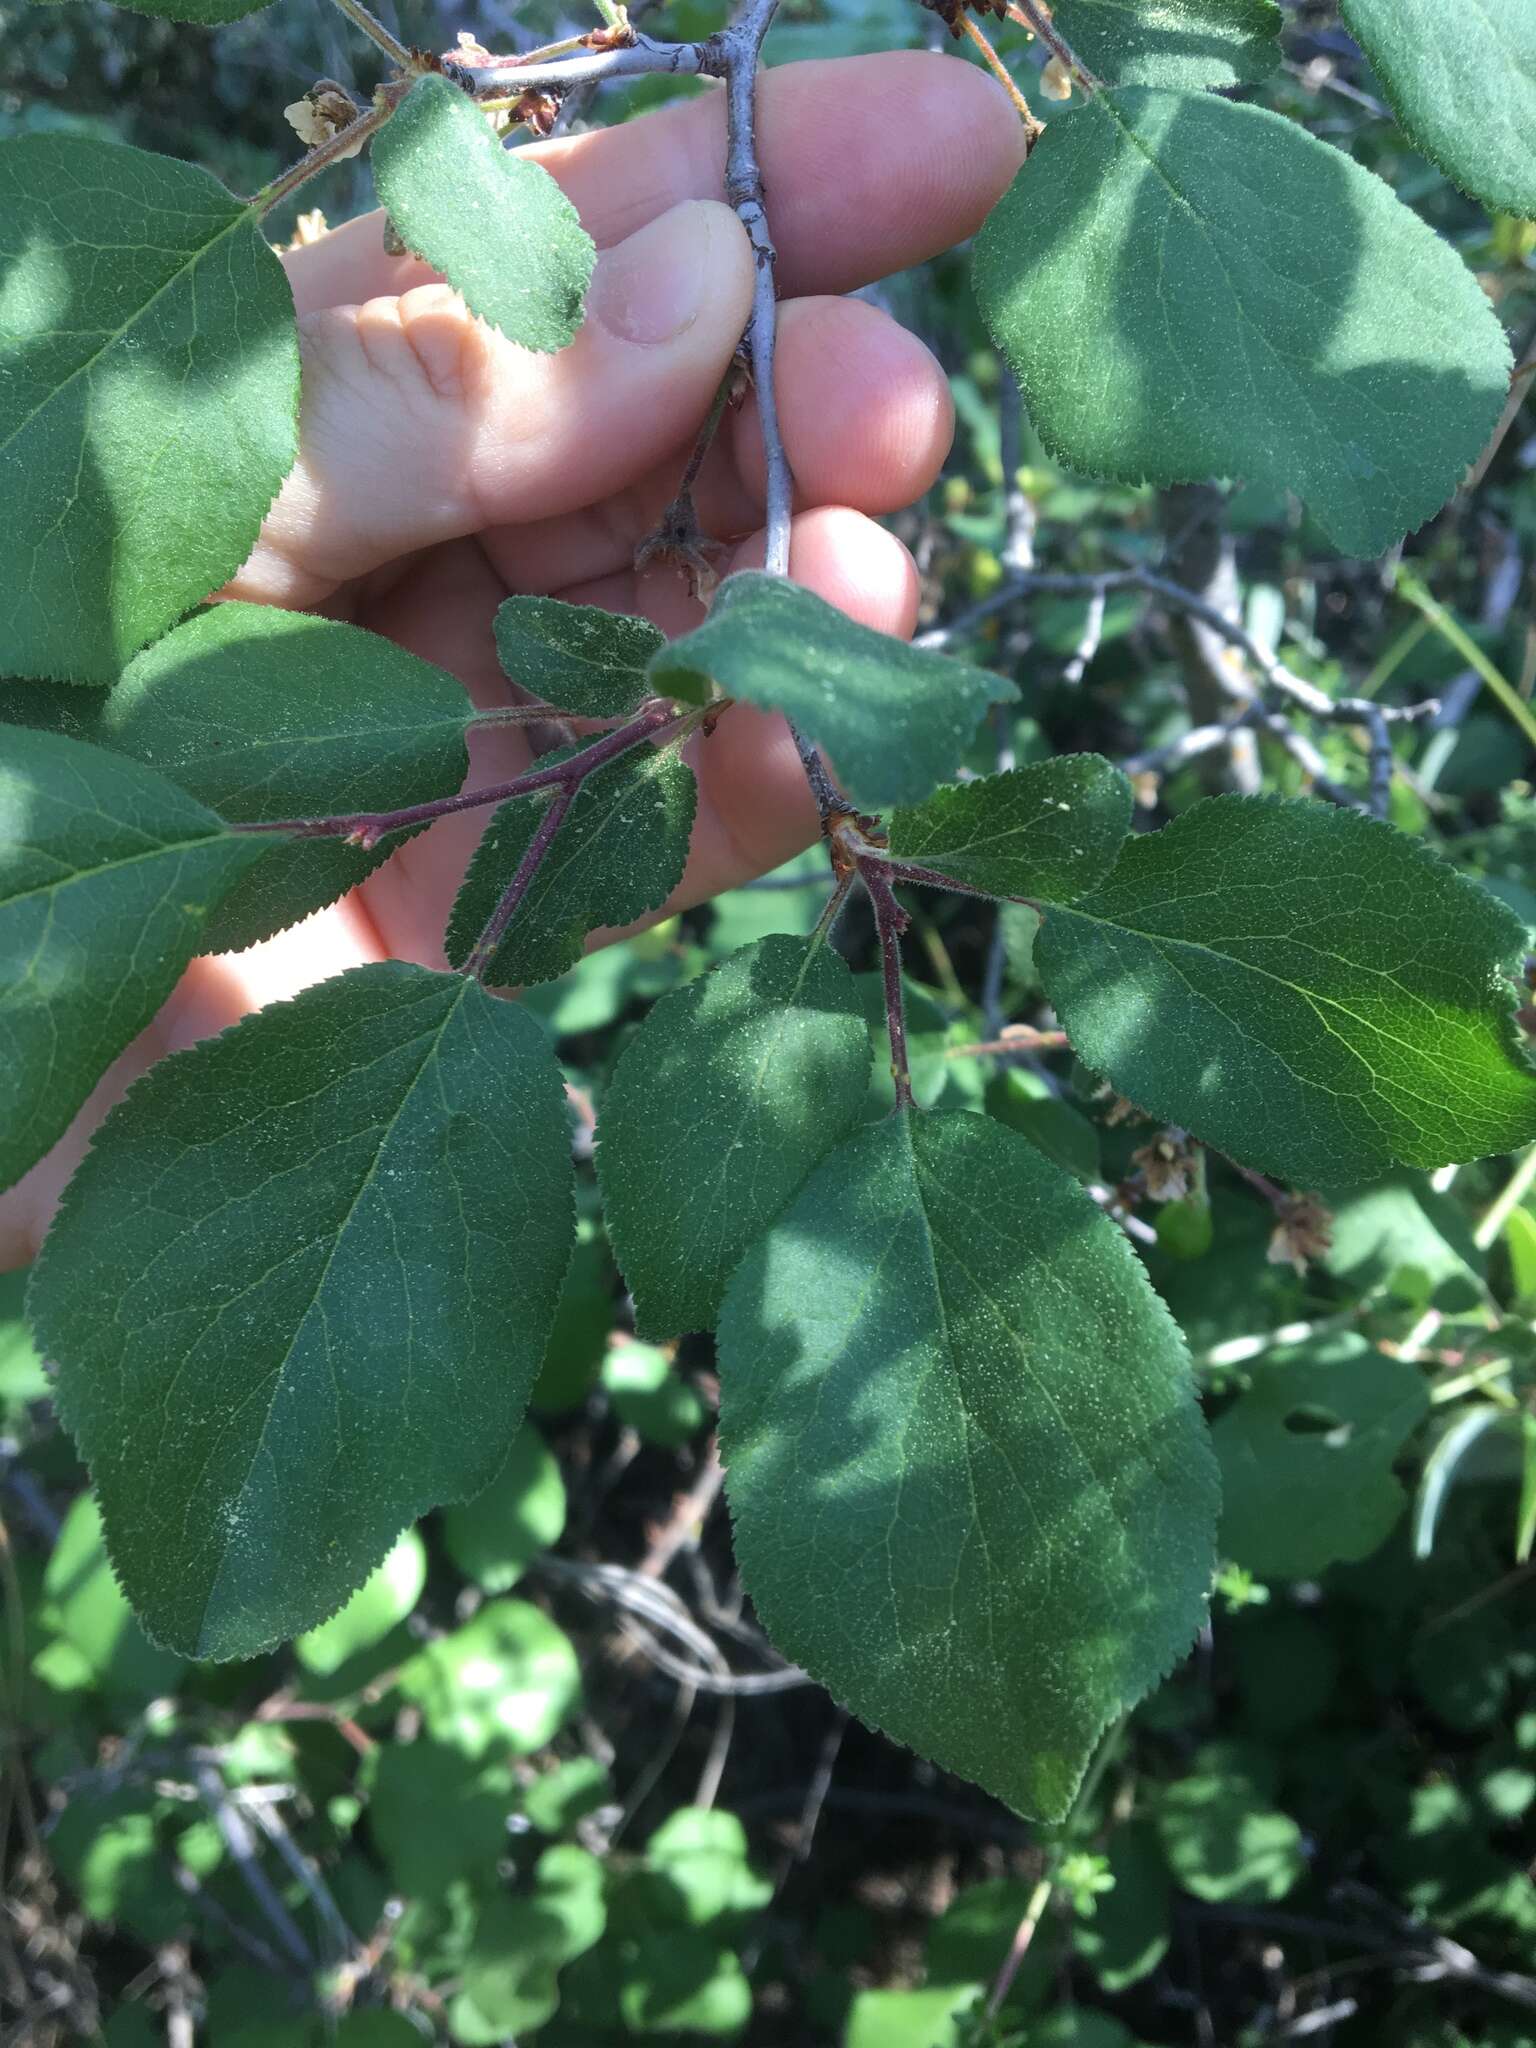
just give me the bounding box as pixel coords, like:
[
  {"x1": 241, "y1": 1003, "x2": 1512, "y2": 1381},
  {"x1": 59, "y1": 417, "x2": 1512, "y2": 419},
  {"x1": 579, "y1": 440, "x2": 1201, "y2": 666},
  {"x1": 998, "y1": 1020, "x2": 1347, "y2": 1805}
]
[
  {"x1": 31, "y1": 962, "x2": 574, "y2": 1657},
  {"x1": 0, "y1": 136, "x2": 298, "y2": 682}
]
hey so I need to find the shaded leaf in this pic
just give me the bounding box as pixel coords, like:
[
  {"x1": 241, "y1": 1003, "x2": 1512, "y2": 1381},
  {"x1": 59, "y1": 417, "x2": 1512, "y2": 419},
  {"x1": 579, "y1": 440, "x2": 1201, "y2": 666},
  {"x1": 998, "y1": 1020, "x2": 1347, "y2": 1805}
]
[
  {"x1": 718, "y1": 1108, "x2": 1218, "y2": 1820},
  {"x1": 495, "y1": 596, "x2": 663, "y2": 718},
  {"x1": 1211, "y1": 1335, "x2": 1429, "y2": 1576},
  {"x1": 1341, "y1": 0, "x2": 1536, "y2": 220},
  {"x1": 446, "y1": 741, "x2": 695, "y2": 987},
  {"x1": 440, "y1": 1422, "x2": 566, "y2": 1593},
  {"x1": 974, "y1": 90, "x2": 1511, "y2": 555},
  {"x1": 371, "y1": 76, "x2": 594, "y2": 354},
  {"x1": 1075, "y1": 1819, "x2": 1171, "y2": 1992},
  {"x1": 0, "y1": 136, "x2": 298, "y2": 682},
  {"x1": 364, "y1": 1740, "x2": 515, "y2": 1898},
  {"x1": 0, "y1": 727, "x2": 268, "y2": 1192},
  {"x1": 1036, "y1": 797, "x2": 1536, "y2": 1188},
  {"x1": 597, "y1": 933, "x2": 872, "y2": 1338},
  {"x1": 888, "y1": 755, "x2": 1131, "y2": 902},
  {"x1": 102, "y1": 605, "x2": 471, "y2": 953},
  {"x1": 1156, "y1": 1742, "x2": 1305, "y2": 1903},
  {"x1": 650, "y1": 573, "x2": 1015, "y2": 809},
  {"x1": 31, "y1": 962, "x2": 574, "y2": 1657},
  {"x1": 1053, "y1": 0, "x2": 1280, "y2": 86}
]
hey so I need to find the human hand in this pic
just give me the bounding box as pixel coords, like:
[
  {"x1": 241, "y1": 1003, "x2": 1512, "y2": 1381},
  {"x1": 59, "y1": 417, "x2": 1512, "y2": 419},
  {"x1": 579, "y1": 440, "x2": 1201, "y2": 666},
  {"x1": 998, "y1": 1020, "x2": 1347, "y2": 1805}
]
[{"x1": 0, "y1": 50, "x2": 1023, "y2": 1265}]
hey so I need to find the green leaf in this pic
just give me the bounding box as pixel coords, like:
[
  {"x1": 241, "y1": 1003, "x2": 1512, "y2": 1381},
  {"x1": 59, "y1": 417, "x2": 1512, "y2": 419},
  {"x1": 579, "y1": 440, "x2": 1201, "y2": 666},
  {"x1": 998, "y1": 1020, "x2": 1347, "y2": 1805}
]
[
  {"x1": 0, "y1": 136, "x2": 299, "y2": 683},
  {"x1": 1341, "y1": 0, "x2": 1536, "y2": 221},
  {"x1": 524, "y1": 1756, "x2": 612, "y2": 1834},
  {"x1": 1053, "y1": 0, "x2": 1280, "y2": 86},
  {"x1": 399, "y1": 1598, "x2": 582, "y2": 1757},
  {"x1": 1075, "y1": 1819, "x2": 1171, "y2": 1993},
  {"x1": 1156, "y1": 1742, "x2": 1305, "y2": 1903},
  {"x1": 1036, "y1": 797, "x2": 1536, "y2": 1188},
  {"x1": 844, "y1": 1986, "x2": 982, "y2": 2048},
  {"x1": 370, "y1": 76, "x2": 594, "y2": 355},
  {"x1": 0, "y1": 726, "x2": 268, "y2": 1192},
  {"x1": 717, "y1": 1108, "x2": 1218, "y2": 1820},
  {"x1": 495, "y1": 597, "x2": 664, "y2": 719},
  {"x1": 0, "y1": 1268, "x2": 47, "y2": 1409},
  {"x1": 440, "y1": 1422, "x2": 567, "y2": 1593},
  {"x1": 602, "y1": 1339, "x2": 706, "y2": 1448},
  {"x1": 445, "y1": 741, "x2": 696, "y2": 988},
  {"x1": 102, "y1": 605, "x2": 471, "y2": 954},
  {"x1": 597, "y1": 934, "x2": 872, "y2": 1338},
  {"x1": 30, "y1": 961, "x2": 574, "y2": 1658},
  {"x1": 644, "y1": 1808, "x2": 773, "y2": 1926},
  {"x1": 450, "y1": 1852, "x2": 606, "y2": 2044},
  {"x1": 34, "y1": 0, "x2": 275, "y2": 21},
  {"x1": 364, "y1": 1739, "x2": 515, "y2": 1897},
  {"x1": 1212, "y1": 1335, "x2": 1429, "y2": 1577},
  {"x1": 974, "y1": 90, "x2": 1512, "y2": 556},
  {"x1": 295, "y1": 1529, "x2": 427, "y2": 1676},
  {"x1": 43, "y1": 1494, "x2": 184, "y2": 1703},
  {"x1": 617, "y1": 1934, "x2": 752, "y2": 2037},
  {"x1": 887, "y1": 756, "x2": 1131, "y2": 902},
  {"x1": 649, "y1": 573, "x2": 1016, "y2": 809}
]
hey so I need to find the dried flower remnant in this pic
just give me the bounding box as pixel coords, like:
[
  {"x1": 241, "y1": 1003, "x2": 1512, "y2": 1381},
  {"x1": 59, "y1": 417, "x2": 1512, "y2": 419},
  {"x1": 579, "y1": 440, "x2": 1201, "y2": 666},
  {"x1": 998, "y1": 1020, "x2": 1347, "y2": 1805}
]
[{"x1": 1267, "y1": 1193, "x2": 1335, "y2": 1275}]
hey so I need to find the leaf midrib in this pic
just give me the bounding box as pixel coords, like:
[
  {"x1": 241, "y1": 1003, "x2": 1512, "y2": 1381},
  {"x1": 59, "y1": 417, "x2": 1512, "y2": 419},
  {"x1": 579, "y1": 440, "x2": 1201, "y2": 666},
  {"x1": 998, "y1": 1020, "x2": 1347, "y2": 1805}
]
[
  {"x1": 1, "y1": 820, "x2": 233, "y2": 914},
  {"x1": 190, "y1": 977, "x2": 472, "y2": 1651},
  {"x1": 0, "y1": 201, "x2": 255, "y2": 461}
]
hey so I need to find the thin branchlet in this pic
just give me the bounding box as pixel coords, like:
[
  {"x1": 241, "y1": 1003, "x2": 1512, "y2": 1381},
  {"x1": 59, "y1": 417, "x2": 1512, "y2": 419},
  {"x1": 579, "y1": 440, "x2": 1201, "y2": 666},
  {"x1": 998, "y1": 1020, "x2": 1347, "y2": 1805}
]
[{"x1": 228, "y1": 702, "x2": 691, "y2": 848}]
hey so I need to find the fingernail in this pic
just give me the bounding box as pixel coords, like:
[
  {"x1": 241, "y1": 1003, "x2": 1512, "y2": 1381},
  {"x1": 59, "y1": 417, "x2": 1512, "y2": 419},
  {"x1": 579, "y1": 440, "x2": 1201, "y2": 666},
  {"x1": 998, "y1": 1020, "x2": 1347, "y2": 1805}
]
[{"x1": 590, "y1": 202, "x2": 713, "y2": 347}]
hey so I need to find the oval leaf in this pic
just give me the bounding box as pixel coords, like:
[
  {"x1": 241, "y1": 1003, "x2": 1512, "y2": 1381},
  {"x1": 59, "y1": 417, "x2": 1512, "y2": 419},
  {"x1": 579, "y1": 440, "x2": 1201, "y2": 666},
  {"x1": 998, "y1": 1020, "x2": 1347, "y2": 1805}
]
[
  {"x1": 1035, "y1": 796, "x2": 1536, "y2": 1188},
  {"x1": 294, "y1": 1528, "x2": 428, "y2": 1676},
  {"x1": 440, "y1": 1423, "x2": 567, "y2": 1593},
  {"x1": 887, "y1": 755, "x2": 1131, "y2": 902},
  {"x1": 371, "y1": 76, "x2": 595, "y2": 354},
  {"x1": 717, "y1": 1108, "x2": 1218, "y2": 1820},
  {"x1": 30, "y1": 961, "x2": 575, "y2": 1658},
  {"x1": 974, "y1": 89, "x2": 1511, "y2": 556},
  {"x1": 100, "y1": 604, "x2": 472, "y2": 952},
  {"x1": 1211, "y1": 1335, "x2": 1429, "y2": 1577},
  {"x1": 1341, "y1": 0, "x2": 1536, "y2": 221},
  {"x1": 495, "y1": 596, "x2": 665, "y2": 719},
  {"x1": 597, "y1": 933, "x2": 873, "y2": 1338},
  {"x1": 1053, "y1": 0, "x2": 1281, "y2": 87},
  {"x1": 445, "y1": 742, "x2": 696, "y2": 988},
  {"x1": 0, "y1": 727, "x2": 268, "y2": 1192},
  {"x1": 0, "y1": 136, "x2": 299, "y2": 682},
  {"x1": 649, "y1": 573, "x2": 1016, "y2": 810}
]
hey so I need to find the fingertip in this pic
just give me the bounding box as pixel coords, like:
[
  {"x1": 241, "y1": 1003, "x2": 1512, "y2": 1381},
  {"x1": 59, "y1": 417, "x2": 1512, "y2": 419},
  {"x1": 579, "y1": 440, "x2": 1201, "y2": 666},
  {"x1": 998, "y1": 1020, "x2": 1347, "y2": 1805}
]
[
  {"x1": 739, "y1": 294, "x2": 956, "y2": 516},
  {"x1": 731, "y1": 504, "x2": 922, "y2": 638}
]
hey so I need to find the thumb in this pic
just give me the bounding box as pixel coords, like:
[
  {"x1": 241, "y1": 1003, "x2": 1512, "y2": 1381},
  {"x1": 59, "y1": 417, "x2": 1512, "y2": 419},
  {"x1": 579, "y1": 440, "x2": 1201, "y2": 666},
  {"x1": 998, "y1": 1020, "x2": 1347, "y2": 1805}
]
[{"x1": 228, "y1": 199, "x2": 754, "y2": 608}]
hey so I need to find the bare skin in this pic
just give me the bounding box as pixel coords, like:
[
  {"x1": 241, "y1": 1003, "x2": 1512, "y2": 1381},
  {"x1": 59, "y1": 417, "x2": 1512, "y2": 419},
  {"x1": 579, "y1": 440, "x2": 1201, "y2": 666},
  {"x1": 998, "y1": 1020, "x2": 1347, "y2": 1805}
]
[{"x1": 0, "y1": 51, "x2": 1025, "y2": 1267}]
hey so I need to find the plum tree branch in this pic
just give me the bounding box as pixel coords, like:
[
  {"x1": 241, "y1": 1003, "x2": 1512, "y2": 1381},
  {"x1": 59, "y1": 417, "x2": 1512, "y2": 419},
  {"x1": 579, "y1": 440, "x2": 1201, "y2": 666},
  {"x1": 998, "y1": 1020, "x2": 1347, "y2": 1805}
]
[{"x1": 228, "y1": 701, "x2": 695, "y2": 848}]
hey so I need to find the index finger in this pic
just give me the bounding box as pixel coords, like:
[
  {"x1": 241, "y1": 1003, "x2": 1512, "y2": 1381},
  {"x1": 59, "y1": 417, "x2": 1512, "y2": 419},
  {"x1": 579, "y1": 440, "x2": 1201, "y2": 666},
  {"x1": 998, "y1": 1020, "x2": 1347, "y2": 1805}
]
[{"x1": 283, "y1": 51, "x2": 1024, "y2": 316}]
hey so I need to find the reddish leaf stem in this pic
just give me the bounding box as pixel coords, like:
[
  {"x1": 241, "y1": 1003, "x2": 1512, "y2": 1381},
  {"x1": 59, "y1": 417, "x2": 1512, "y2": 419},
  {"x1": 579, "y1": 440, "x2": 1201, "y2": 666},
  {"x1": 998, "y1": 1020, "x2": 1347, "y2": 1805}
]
[
  {"x1": 463, "y1": 783, "x2": 576, "y2": 982},
  {"x1": 229, "y1": 701, "x2": 690, "y2": 848},
  {"x1": 859, "y1": 857, "x2": 914, "y2": 1110}
]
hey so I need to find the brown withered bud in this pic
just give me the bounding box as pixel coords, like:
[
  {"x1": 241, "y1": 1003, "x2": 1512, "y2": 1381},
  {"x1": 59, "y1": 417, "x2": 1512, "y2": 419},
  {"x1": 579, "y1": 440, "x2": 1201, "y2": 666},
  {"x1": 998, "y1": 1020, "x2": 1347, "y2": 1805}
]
[
  {"x1": 1266, "y1": 1192, "x2": 1335, "y2": 1276},
  {"x1": 634, "y1": 494, "x2": 724, "y2": 602},
  {"x1": 508, "y1": 89, "x2": 562, "y2": 138},
  {"x1": 283, "y1": 81, "x2": 366, "y2": 157},
  {"x1": 915, "y1": 0, "x2": 1007, "y2": 38},
  {"x1": 586, "y1": 18, "x2": 638, "y2": 49},
  {"x1": 1130, "y1": 1132, "x2": 1202, "y2": 1204}
]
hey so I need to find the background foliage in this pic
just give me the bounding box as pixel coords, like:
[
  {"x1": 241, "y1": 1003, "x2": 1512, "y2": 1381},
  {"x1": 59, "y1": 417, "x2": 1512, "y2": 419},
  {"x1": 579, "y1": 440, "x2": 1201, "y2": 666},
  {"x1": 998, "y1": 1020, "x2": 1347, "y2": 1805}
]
[{"x1": 4, "y1": 1, "x2": 1536, "y2": 2044}]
